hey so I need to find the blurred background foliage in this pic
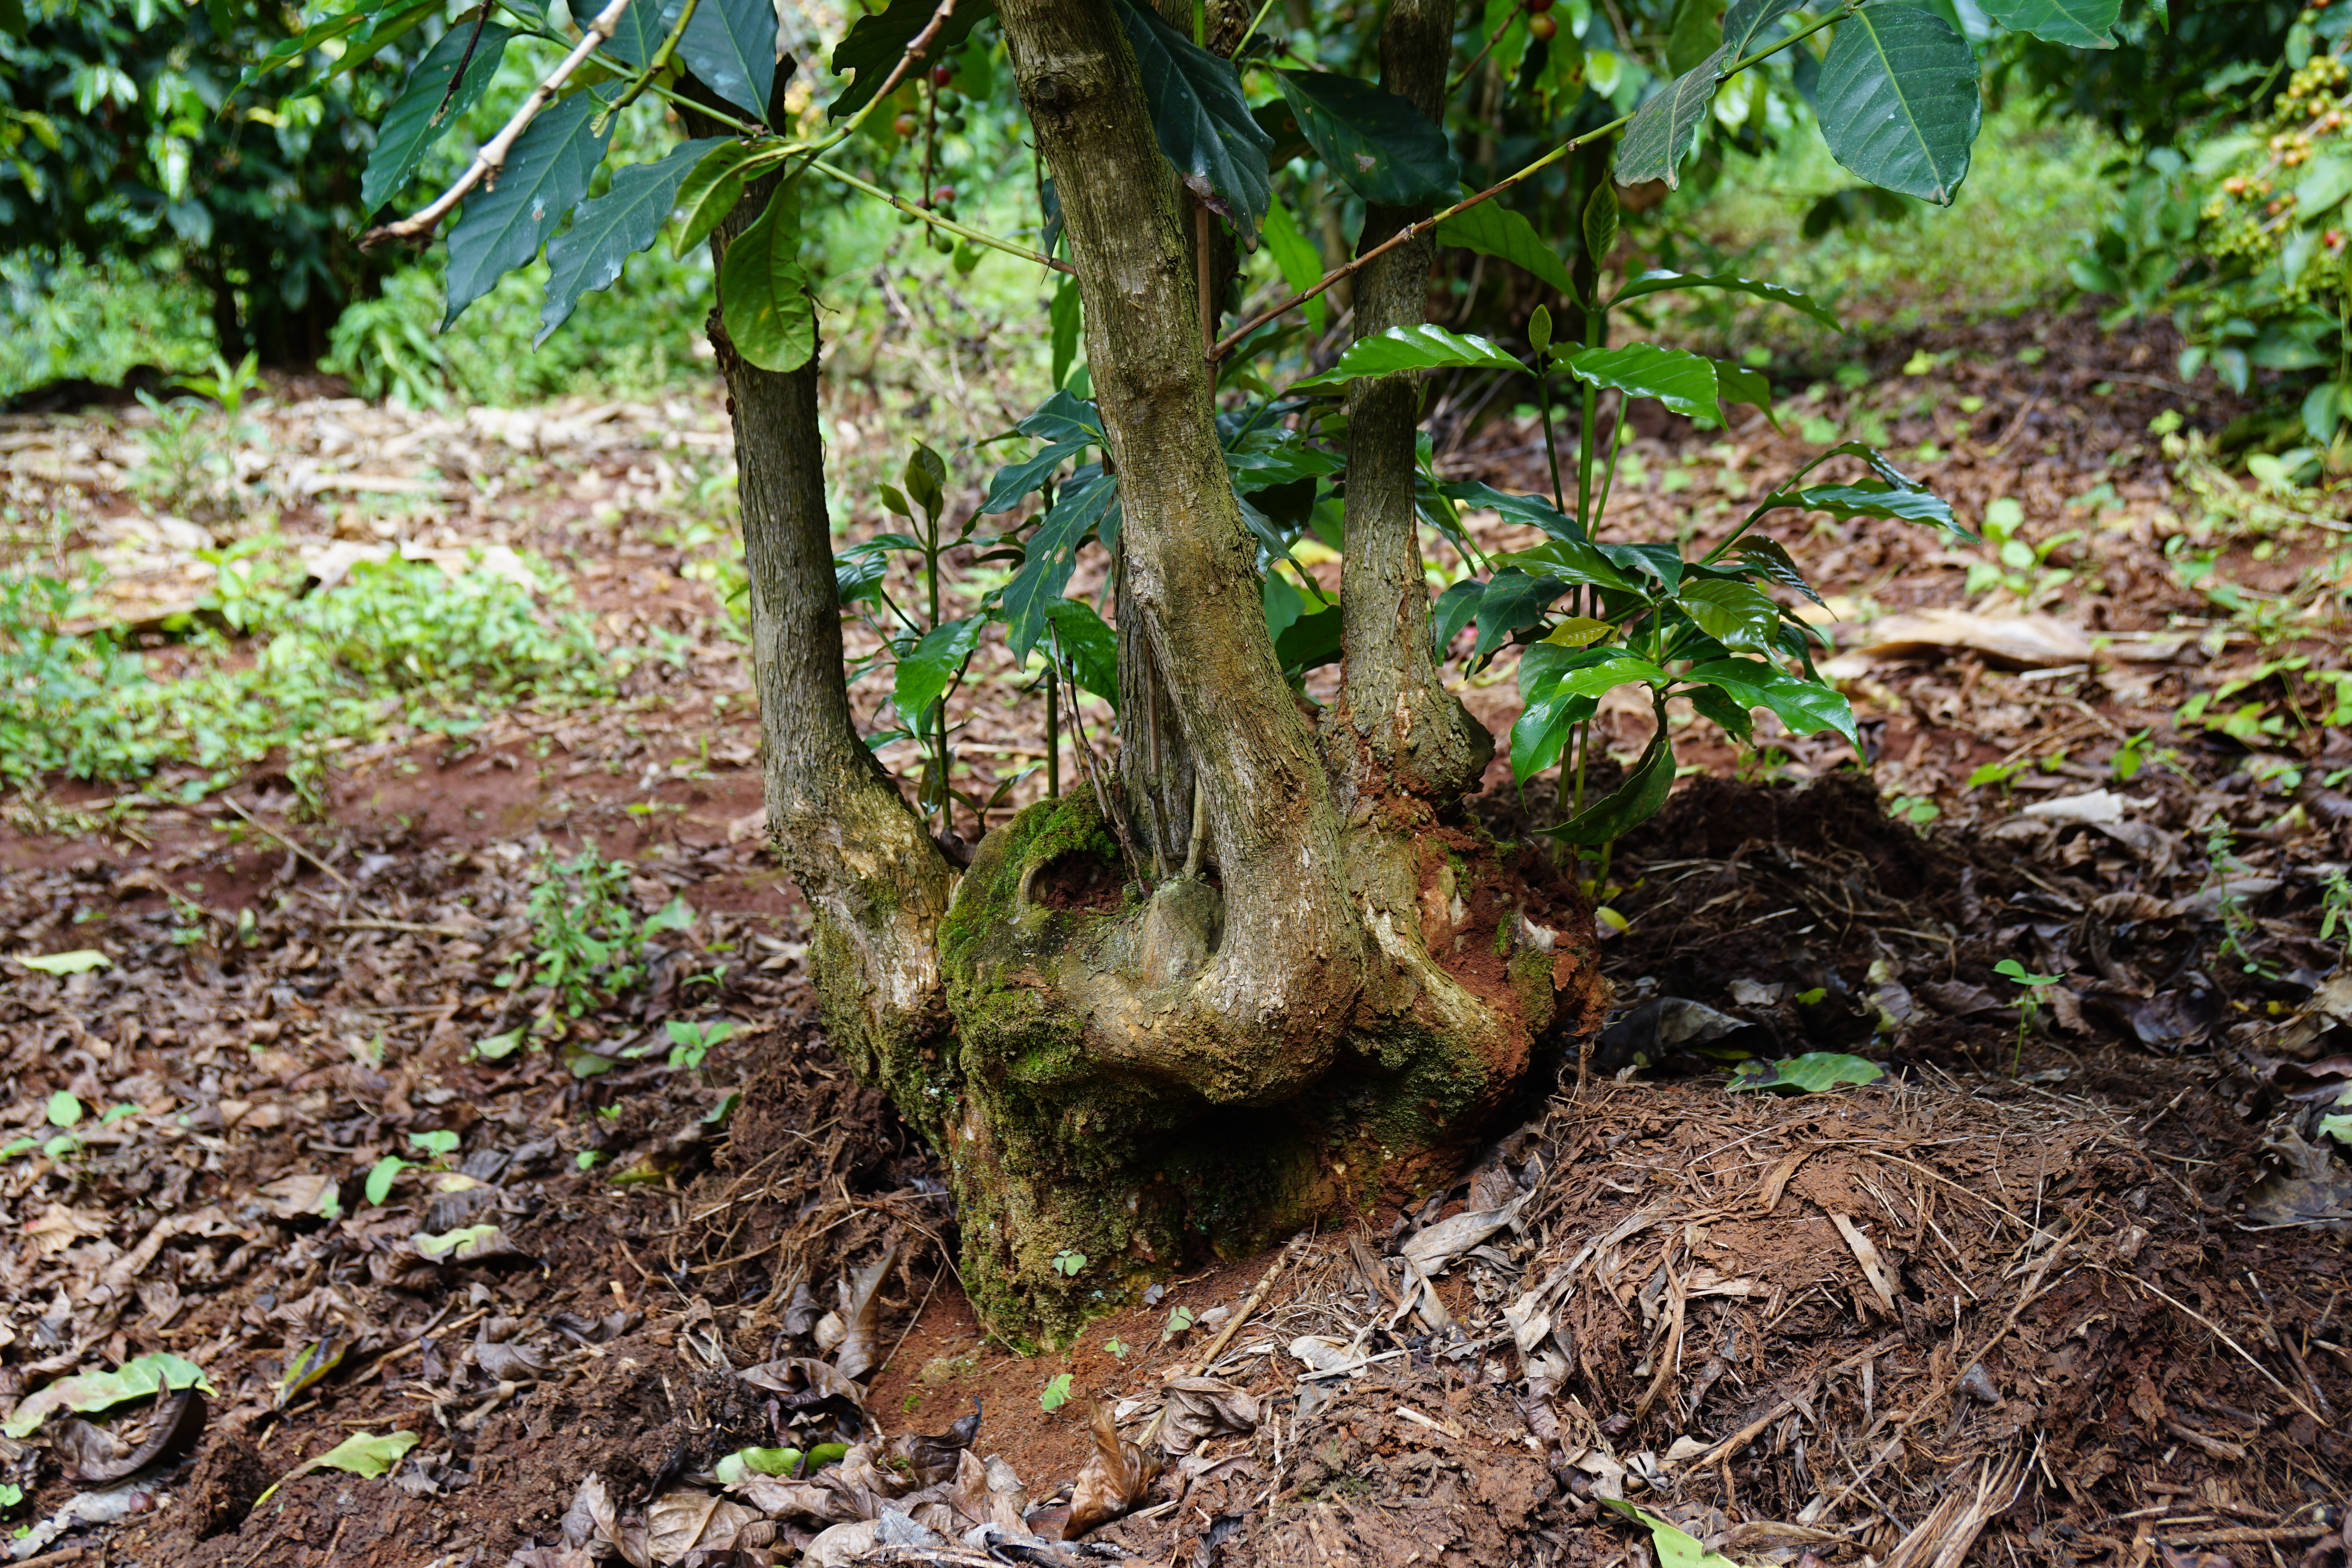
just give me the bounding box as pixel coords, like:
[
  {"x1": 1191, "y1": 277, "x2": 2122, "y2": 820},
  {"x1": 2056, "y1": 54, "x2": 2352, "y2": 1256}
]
[{"x1": 0, "y1": 0, "x2": 2341, "y2": 458}]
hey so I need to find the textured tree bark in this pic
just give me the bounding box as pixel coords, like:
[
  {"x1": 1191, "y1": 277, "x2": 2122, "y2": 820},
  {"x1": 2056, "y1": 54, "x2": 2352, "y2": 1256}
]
[
  {"x1": 761, "y1": 0, "x2": 1608, "y2": 1345},
  {"x1": 1000, "y1": 0, "x2": 1367, "y2": 1085},
  {"x1": 709, "y1": 185, "x2": 956, "y2": 1082},
  {"x1": 1334, "y1": 0, "x2": 1493, "y2": 808}
]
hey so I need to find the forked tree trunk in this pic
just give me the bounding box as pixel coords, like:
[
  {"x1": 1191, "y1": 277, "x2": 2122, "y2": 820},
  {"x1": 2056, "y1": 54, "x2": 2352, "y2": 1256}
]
[{"x1": 744, "y1": 2, "x2": 1606, "y2": 1346}]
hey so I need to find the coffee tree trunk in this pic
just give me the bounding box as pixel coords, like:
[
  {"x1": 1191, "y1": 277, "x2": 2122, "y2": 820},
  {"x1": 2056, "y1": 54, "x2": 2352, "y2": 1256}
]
[{"x1": 739, "y1": 4, "x2": 1606, "y2": 1345}]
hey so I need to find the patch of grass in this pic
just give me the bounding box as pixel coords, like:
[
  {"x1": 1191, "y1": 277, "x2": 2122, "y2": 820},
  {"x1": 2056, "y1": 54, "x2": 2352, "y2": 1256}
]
[{"x1": 0, "y1": 530, "x2": 622, "y2": 798}]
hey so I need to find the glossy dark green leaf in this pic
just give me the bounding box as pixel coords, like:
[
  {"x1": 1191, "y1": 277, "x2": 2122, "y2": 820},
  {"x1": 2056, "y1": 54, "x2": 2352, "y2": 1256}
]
[
  {"x1": 1978, "y1": 0, "x2": 2118, "y2": 47},
  {"x1": 1509, "y1": 687, "x2": 1598, "y2": 782},
  {"x1": 1225, "y1": 431, "x2": 1343, "y2": 490},
  {"x1": 894, "y1": 614, "x2": 988, "y2": 722},
  {"x1": 1563, "y1": 343, "x2": 1723, "y2": 423},
  {"x1": 827, "y1": 0, "x2": 996, "y2": 119},
  {"x1": 599, "y1": 0, "x2": 686, "y2": 69},
  {"x1": 1045, "y1": 597, "x2": 1120, "y2": 705},
  {"x1": 1685, "y1": 659, "x2": 1860, "y2": 748},
  {"x1": 1714, "y1": 361, "x2": 1777, "y2": 428},
  {"x1": 1469, "y1": 568, "x2": 1575, "y2": 662},
  {"x1": 1004, "y1": 473, "x2": 1118, "y2": 663},
  {"x1": 1541, "y1": 703, "x2": 1674, "y2": 844},
  {"x1": 541, "y1": 138, "x2": 725, "y2": 345},
  {"x1": 1116, "y1": 0, "x2": 1273, "y2": 241},
  {"x1": 1261, "y1": 198, "x2": 1328, "y2": 335},
  {"x1": 717, "y1": 183, "x2": 813, "y2": 372},
  {"x1": 1583, "y1": 182, "x2": 1618, "y2": 270},
  {"x1": 1732, "y1": 538, "x2": 1826, "y2": 608},
  {"x1": 1674, "y1": 579, "x2": 1781, "y2": 655},
  {"x1": 1720, "y1": 0, "x2": 1807, "y2": 56},
  {"x1": 980, "y1": 440, "x2": 1087, "y2": 515},
  {"x1": 1613, "y1": 46, "x2": 1728, "y2": 188},
  {"x1": 1291, "y1": 325, "x2": 1522, "y2": 392},
  {"x1": 1600, "y1": 541, "x2": 1684, "y2": 589},
  {"x1": 1490, "y1": 537, "x2": 1637, "y2": 592},
  {"x1": 1686, "y1": 682, "x2": 1755, "y2": 743},
  {"x1": 364, "y1": 20, "x2": 514, "y2": 212},
  {"x1": 673, "y1": 140, "x2": 759, "y2": 258},
  {"x1": 1431, "y1": 577, "x2": 1484, "y2": 656},
  {"x1": 1609, "y1": 269, "x2": 1844, "y2": 333},
  {"x1": 1817, "y1": 4, "x2": 1982, "y2": 204},
  {"x1": 1442, "y1": 481, "x2": 1590, "y2": 548},
  {"x1": 1018, "y1": 388, "x2": 1105, "y2": 446},
  {"x1": 677, "y1": 0, "x2": 781, "y2": 118},
  {"x1": 1435, "y1": 199, "x2": 1577, "y2": 296},
  {"x1": 1271, "y1": 69, "x2": 1457, "y2": 209},
  {"x1": 1789, "y1": 481, "x2": 1958, "y2": 534},
  {"x1": 1275, "y1": 604, "x2": 1345, "y2": 673},
  {"x1": 443, "y1": 89, "x2": 614, "y2": 329}
]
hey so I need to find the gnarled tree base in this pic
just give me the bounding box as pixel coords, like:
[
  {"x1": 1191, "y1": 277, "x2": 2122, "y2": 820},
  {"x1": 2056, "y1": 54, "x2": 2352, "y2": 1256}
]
[{"x1": 820, "y1": 795, "x2": 1609, "y2": 1346}]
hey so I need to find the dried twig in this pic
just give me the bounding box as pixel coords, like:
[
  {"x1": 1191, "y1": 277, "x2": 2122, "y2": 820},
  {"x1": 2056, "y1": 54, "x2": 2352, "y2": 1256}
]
[{"x1": 221, "y1": 794, "x2": 353, "y2": 890}]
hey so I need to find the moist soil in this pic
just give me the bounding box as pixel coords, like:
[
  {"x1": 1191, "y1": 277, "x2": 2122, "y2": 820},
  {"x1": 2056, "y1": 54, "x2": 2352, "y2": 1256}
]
[{"x1": 0, "y1": 308, "x2": 2347, "y2": 1568}]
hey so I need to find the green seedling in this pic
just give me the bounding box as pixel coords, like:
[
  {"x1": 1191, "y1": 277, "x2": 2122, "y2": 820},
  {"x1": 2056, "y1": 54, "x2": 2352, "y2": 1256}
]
[
  {"x1": 1992, "y1": 958, "x2": 2062, "y2": 1076},
  {"x1": 1103, "y1": 1337, "x2": 1128, "y2": 1359},
  {"x1": 663, "y1": 1017, "x2": 735, "y2": 1071},
  {"x1": 1050, "y1": 1249, "x2": 1087, "y2": 1277},
  {"x1": 1039, "y1": 1372, "x2": 1074, "y2": 1412},
  {"x1": 1162, "y1": 1305, "x2": 1196, "y2": 1341}
]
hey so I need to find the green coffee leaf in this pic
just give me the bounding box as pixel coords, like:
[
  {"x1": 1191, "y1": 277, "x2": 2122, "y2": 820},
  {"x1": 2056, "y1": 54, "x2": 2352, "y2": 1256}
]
[
  {"x1": 1289, "y1": 325, "x2": 1523, "y2": 392},
  {"x1": 1613, "y1": 47, "x2": 1728, "y2": 188},
  {"x1": 1789, "y1": 481, "x2": 1959, "y2": 535},
  {"x1": 1045, "y1": 598, "x2": 1120, "y2": 706},
  {"x1": 1727, "y1": 1053, "x2": 1886, "y2": 1095},
  {"x1": 1583, "y1": 182, "x2": 1619, "y2": 270},
  {"x1": 15, "y1": 950, "x2": 108, "y2": 975},
  {"x1": 719, "y1": 183, "x2": 815, "y2": 372},
  {"x1": 1261, "y1": 198, "x2": 1328, "y2": 334},
  {"x1": 1468, "y1": 568, "x2": 1575, "y2": 662},
  {"x1": 1977, "y1": 0, "x2": 2118, "y2": 47},
  {"x1": 1275, "y1": 604, "x2": 1345, "y2": 674},
  {"x1": 1816, "y1": 4, "x2": 1982, "y2": 205},
  {"x1": 443, "y1": 88, "x2": 615, "y2": 328},
  {"x1": 1673, "y1": 580, "x2": 1782, "y2": 656},
  {"x1": 677, "y1": 0, "x2": 782, "y2": 118},
  {"x1": 674, "y1": 140, "x2": 763, "y2": 258},
  {"x1": 1563, "y1": 343, "x2": 1723, "y2": 423},
  {"x1": 894, "y1": 615, "x2": 989, "y2": 724},
  {"x1": 1271, "y1": 69, "x2": 1457, "y2": 209},
  {"x1": 1004, "y1": 474, "x2": 1118, "y2": 663},
  {"x1": 1541, "y1": 708, "x2": 1675, "y2": 844},
  {"x1": 4, "y1": 1354, "x2": 214, "y2": 1438},
  {"x1": 1116, "y1": 0, "x2": 1274, "y2": 241},
  {"x1": 363, "y1": 20, "x2": 514, "y2": 211},
  {"x1": 827, "y1": 0, "x2": 997, "y2": 120},
  {"x1": 1435, "y1": 199, "x2": 1577, "y2": 296},
  {"x1": 1611, "y1": 269, "x2": 1844, "y2": 333},
  {"x1": 1683, "y1": 659, "x2": 1860, "y2": 748},
  {"x1": 542, "y1": 139, "x2": 726, "y2": 345}
]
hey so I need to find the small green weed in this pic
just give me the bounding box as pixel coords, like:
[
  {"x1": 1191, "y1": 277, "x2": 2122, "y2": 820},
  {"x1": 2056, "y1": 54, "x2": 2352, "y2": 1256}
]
[
  {"x1": 1038, "y1": 1372, "x2": 1074, "y2": 1412},
  {"x1": 506, "y1": 845, "x2": 693, "y2": 1018},
  {"x1": 1992, "y1": 958, "x2": 2062, "y2": 1076},
  {"x1": 1049, "y1": 1249, "x2": 1087, "y2": 1278}
]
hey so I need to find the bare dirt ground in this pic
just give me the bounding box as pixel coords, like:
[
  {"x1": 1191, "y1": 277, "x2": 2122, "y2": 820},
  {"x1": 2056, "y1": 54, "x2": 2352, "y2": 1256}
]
[{"x1": 1, "y1": 308, "x2": 2348, "y2": 1568}]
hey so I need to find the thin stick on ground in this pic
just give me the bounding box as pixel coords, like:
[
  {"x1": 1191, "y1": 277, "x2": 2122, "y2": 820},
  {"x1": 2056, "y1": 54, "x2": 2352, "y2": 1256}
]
[{"x1": 221, "y1": 794, "x2": 354, "y2": 891}]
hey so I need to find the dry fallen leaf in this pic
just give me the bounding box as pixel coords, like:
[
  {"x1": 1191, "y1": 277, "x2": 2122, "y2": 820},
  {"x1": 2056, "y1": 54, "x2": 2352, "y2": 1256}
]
[
  {"x1": 644, "y1": 1490, "x2": 761, "y2": 1562},
  {"x1": 833, "y1": 1241, "x2": 898, "y2": 1382},
  {"x1": 1065, "y1": 1399, "x2": 1159, "y2": 1539}
]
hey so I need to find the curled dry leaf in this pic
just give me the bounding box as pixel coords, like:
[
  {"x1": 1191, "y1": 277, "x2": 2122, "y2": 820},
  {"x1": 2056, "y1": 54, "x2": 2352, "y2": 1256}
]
[
  {"x1": 64, "y1": 1387, "x2": 207, "y2": 1483},
  {"x1": 889, "y1": 1397, "x2": 982, "y2": 1485},
  {"x1": 645, "y1": 1490, "x2": 762, "y2": 1562},
  {"x1": 832, "y1": 1241, "x2": 898, "y2": 1383},
  {"x1": 1398, "y1": 1192, "x2": 1527, "y2": 1274},
  {"x1": 1158, "y1": 1377, "x2": 1258, "y2": 1456},
  {"x1": 984, "y1": 1454, "x2": 1030, "y2": 1532},
  {"x1": 559, "y1": 1472, "x2": 616, "y2": 1550},
  {"x1": 736, "y1": 1355, "x2": 861, "y2": 1410},
  {"x1": 474, "y1": 1340, "x2": 554, "y2": 1381},
  {"x1": 1065, "y1": 1399, "x2": 1160, "y2": 1539}
]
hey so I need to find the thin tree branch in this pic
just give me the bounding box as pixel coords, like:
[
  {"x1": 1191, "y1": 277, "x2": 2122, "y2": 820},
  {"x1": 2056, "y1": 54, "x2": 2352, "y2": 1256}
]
[
  {"x1": 362, "y1": 0, "x2": 637, "y2": 248},
  {"x1": 810, "y1": 158, "x2": 1075, "y2": 273},
  {"x1": 431, "y1": 4, "x2": 494, "y2": 125}
]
